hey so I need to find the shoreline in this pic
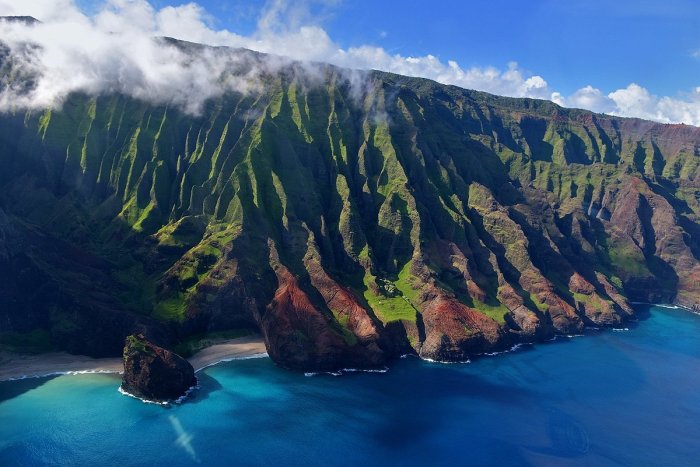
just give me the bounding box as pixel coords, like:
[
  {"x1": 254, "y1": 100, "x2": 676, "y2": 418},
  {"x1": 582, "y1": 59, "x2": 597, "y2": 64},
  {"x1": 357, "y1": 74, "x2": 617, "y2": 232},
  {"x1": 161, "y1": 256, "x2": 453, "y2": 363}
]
[
  {"x1": 2, "y1": 304, "x2": 696, "y2": 383},
  {"x1": 631, "y1": 301, "x2": 700, "y2": 317},
  {"x1": 0, "y1": 335, "x2": 268, "y2": 382}
]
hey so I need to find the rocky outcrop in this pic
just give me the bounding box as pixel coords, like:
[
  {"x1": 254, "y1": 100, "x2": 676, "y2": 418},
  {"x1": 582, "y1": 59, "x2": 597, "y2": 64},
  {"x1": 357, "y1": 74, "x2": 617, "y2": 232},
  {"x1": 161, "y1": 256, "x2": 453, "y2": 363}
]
[
  {"x1": 121, "y1": 335, "x2": 196, "y2": 403},
  {"x1": 260, "y1": 260, "x2": 387, "y2": 372},
  {"x1": 419, "y1": 295, "x2": 510, "y2": 361}
]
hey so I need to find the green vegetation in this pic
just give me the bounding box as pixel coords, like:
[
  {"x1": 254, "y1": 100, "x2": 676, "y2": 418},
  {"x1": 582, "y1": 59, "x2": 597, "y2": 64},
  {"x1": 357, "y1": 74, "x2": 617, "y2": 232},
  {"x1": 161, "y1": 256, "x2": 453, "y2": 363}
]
[
  {"x1": 572, "y1": 292, "x2": 613, "y2": 312},
  {"x1": 112, "y1": 263, "x2": 156, "y2": 315},
  {"x1": 328, "y1": 311, "x2": 358, "y2": 346},
  {"x1": 358, "y1": 260, "x2": 421, "y2": 324},
  {"x1": 607, "y1": 243, "x2": 648, "y2": 276},
  {"x1": 153, "y1": 295, "x2": 188, "y2": 322},
  {"x1": 395, "y1": 261, "x2": 423, "y2": 306},
  {"x1": 1, "y1": 51, "x2": 697, "y2": 360},
  {"x1": 0, "y1": 330, "x2": 53, "y2": 354},
  {"x1": 528, "y1": 293, "x2": 549, "y2": 313},
  {"x1": 472, "y1": 299, "x2": 509, "y2": 325},
  {"x1": 572, "y1": 292, "x2": 594, "y2": 309},
  {"x1": 361, "y1": 271, "x2": 418, "y2": 323},
  {"x1": 125, "y1": 334, "x2": 149, "y2": 354},
  {"x1": 154, "y1": 217, "x2": 206, "y2": 251},
  {"x1": 610, "y1": 275, "x2": 624, "y2": 289}
]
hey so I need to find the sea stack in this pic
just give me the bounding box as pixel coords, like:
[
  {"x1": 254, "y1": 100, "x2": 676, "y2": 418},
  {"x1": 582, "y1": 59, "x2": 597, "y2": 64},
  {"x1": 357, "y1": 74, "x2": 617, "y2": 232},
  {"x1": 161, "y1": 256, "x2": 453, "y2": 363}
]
[{"x1": 120, "y1": 334, "x2": 196, "y2": 403}]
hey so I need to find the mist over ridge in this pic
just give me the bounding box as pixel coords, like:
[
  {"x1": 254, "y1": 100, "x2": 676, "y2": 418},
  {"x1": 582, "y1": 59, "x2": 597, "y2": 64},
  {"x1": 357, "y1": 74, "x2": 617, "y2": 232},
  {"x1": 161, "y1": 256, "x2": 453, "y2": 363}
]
[{"x1": 1, "y1": 0, "x2": 699, "y2": 125}]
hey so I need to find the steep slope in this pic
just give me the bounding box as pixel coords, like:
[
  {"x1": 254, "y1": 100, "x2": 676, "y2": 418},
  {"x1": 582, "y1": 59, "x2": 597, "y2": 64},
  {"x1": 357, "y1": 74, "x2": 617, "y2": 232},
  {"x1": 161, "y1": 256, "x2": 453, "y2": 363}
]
[{"x1": 1, "y1": 39, "x2": 699, "y2": 371}]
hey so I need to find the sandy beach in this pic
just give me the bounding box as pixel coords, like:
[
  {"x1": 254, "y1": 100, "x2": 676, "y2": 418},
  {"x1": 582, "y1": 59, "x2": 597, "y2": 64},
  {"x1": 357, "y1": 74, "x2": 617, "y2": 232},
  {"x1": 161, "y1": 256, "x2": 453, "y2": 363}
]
[
  {"x1": 0, "y1": 335, "x2": 267, "y2": 382},
  {"x1": 187, "y1": 336, "x2": 268, "y2": 370}
]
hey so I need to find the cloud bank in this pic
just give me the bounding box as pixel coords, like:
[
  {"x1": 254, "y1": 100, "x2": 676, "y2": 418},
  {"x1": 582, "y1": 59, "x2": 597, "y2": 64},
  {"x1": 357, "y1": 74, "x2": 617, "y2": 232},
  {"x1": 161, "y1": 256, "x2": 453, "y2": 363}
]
[
  {"x1": 0, "y1": 0, "x2": 698, "y2": 125},
  {"x1": 0, "y1": 1, "x2": 271, "y2": 113}
]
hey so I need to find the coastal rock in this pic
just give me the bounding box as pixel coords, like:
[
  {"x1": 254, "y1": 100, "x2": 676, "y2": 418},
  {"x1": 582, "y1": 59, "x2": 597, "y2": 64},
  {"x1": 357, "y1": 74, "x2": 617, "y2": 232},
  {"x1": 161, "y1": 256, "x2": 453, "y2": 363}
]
[
  {"x1": 420, "y1": 295, "x2": 510, "y2": 361},
  {"x1": 121, "y1": 334, "x2": 196, "y2": 403},
  {"x1": 260, "y1": 263, "x2": 386, "y2": 372}
]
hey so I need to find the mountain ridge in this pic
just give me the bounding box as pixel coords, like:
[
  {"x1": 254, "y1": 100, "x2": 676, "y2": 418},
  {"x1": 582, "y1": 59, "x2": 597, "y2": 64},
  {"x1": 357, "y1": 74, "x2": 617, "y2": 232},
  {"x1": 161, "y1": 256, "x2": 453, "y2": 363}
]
[{"x1": 1, "y1": 33, "x2": 700, "y2": 371}]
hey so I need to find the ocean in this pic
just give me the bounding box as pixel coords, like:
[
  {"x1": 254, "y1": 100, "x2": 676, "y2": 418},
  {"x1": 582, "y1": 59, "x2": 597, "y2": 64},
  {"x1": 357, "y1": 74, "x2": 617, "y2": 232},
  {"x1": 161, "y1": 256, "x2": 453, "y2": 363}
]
[{"x1": 1, "y1": 305, "x2": 699, "y2": 466}]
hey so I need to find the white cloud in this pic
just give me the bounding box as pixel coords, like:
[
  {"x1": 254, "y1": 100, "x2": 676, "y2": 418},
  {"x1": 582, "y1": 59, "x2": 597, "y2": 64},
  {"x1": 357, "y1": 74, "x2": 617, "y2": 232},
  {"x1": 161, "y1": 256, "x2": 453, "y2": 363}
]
[
  {"x1": 608, "y1": 83, "x2": 657, "y2": 118},
  {"x1": 0, "y1": 1, "x2": 272, "y2": 113},
  {"x1": 0, "y1": 0, "x2": 698, "y2": 125},
  {"x1": 555, "y1": 85, "x2": 615, "y2": 113},
  {"x1": 0, "y1": 0, "x2": 84, "y2": 21},
  {"x1": 552, "y1": 83, "x2": 700, "y2": 125}
]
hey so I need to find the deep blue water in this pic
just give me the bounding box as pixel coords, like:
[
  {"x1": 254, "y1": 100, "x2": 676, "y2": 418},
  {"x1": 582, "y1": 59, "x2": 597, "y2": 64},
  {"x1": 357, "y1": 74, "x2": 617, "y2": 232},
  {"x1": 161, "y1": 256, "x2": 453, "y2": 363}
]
[{"x1": 1, "y1": 306, "x2": 699, "y2": 466}]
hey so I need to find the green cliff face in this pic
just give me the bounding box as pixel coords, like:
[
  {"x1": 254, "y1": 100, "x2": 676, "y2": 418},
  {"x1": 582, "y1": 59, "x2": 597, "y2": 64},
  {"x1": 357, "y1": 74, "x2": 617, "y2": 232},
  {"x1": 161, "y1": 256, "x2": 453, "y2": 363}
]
[{"x1": 1, "y1": 43, "x2": 700, "y2": 370}]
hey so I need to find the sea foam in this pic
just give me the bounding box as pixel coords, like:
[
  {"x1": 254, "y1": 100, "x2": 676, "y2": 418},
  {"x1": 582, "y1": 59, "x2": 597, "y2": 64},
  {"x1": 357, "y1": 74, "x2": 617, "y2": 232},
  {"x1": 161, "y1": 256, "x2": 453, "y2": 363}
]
[
  {"x1": 4, "y1": 368, "x2": 121, "y2": 382},
  {"x1": 194, "y1": 352, "x2": 269, "y2": 373},
  {"x1": 117, "y1": 379, "x2": 199, "y2": 406}
]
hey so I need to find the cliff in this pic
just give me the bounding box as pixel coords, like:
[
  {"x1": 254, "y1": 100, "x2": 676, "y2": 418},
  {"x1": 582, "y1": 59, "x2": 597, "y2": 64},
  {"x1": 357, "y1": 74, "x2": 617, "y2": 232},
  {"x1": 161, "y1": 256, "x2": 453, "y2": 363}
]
[{"x1": 1, "y1": 39, "x2": 700, "y2": 371}]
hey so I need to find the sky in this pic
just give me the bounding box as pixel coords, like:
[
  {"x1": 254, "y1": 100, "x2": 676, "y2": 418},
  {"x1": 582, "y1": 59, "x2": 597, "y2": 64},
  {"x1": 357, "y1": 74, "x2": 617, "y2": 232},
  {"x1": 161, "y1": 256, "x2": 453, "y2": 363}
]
[{"x1": 2, "y1": 0, "x2": 700, "y2": 124}]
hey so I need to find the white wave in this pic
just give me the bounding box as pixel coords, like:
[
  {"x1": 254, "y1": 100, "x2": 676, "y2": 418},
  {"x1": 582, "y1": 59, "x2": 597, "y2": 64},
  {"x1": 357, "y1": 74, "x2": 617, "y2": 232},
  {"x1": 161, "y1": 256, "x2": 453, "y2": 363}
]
[
  {"x1": 304, "y1": 367, "x2": 389, "y2": 377},
  {"x1": 482, "y1": 343, "x2": 527, "y2": 356},
  {"x1": 420, "y1": 356, "x2": 470, "y2": 364},
  {"x1": 399, "y1": 353, "x2": 417, "y2": 359},
  {"x1": 612, "y1": 328, "x2": 630, "y2": 332},
  {"x1": 117, "y1": 378, "x2": 199, "y2": 406},
  {"x1": 4, "y1": 368, "x2": 122, "y2": 382},
  {"x1": 630, "y1": 301, "x2": 681, "y2": 310},
  {"x1": 549, "y1": 334, "x2": 585, "y2": 342},
  {"x1": 339, "y1": 367, "x2": 389, "y2": 374},
  {"x1": 629, "y1": 301, "x2": 700, "y2": 314},
  {"x1": 304, "y1": 371, "x2": 341, "y2": 377},
  {"x1": 173, "y1": 382, "x2": 200, "y2": 405},
  {"x1": 118, "y1": 386, "x2": 169, "y2": 406}
]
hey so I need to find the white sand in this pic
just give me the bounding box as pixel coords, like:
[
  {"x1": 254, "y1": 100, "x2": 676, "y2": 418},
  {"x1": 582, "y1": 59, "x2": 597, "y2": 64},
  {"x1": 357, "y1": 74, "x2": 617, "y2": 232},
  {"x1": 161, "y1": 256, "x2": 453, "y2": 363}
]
[
  {"x1": 188, "y1": 336, "x2": 268, "y2": 370},
  {"x1": 0, "y1": 335, "x2": 267, "y2": 381}
]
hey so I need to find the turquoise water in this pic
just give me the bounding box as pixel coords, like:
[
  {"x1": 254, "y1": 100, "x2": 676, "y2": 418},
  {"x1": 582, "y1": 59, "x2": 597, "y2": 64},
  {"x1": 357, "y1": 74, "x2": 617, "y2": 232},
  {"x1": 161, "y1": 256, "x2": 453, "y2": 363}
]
[{"x1": 1, "y1": 306, "x2": 699, "y2": 466}]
